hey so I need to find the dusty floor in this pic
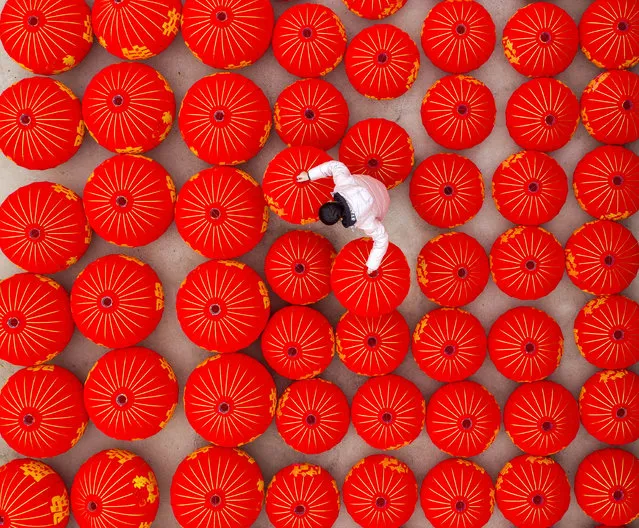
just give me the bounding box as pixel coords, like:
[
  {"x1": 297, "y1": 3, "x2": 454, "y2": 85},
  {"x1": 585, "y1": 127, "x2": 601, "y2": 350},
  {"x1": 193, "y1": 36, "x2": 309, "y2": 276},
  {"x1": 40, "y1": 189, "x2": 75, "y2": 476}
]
[{"x1": 0, "y1": 0, "x2": 638, "y2": 526}]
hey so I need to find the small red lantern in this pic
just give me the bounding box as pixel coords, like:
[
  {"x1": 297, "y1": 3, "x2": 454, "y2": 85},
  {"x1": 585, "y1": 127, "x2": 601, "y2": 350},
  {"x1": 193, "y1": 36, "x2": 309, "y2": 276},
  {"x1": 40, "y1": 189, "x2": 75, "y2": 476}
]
[
  {"x1": 343, "y1": 0, "x2": 407, "y2": 19},
  {"x1": 176, "y1": 259, "x2": 269, "y2": 353},
  {"x1": 70, "y1": 254, "x2": 164, "y2": 348},
  {"x1": 84, "y1": 346, "x2": 178, "y2": 441},
  {"x1": 175, "y1": 167, "x2": 267, "y2": 259},
  {"x1": 413, "y1": 307, "x2": 486, "y2": 383},
  {"x1": 179, "y1": 72, "x2": 271, "y2": 166}
]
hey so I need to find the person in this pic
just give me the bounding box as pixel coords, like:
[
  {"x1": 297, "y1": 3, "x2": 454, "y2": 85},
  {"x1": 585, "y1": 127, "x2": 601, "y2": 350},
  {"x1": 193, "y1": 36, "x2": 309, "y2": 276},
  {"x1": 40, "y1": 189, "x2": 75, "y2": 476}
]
[{"x1": 297, "y1": 160, "x2": 390, "y2": 274}]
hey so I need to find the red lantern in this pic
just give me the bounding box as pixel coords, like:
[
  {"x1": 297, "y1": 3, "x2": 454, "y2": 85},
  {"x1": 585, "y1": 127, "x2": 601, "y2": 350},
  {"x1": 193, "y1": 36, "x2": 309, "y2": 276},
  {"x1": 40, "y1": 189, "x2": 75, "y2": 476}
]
[
  {"x1": 273, "y1": 3, "x2": 346, "y2": 78},
  {"x1": 575, "y1": 448, "x2": 639, "y2": 526},
  {"x1": 343, "y1": 454, "x2": 417, "y2": 528},
  {"x1": 184, "y1": 353, "x2": 276, "y2": 447},
  {"x1": 565, "y1": 220, "x2": 639, "y2": 295},
  {"x1": 581, "y1": 70, "x2": 639, "y2": 145},
  {"x1": 84, "y1": 346, "x2": 178, "y2": 441},
  {"x1": 70, "y1": 254, "x2": 164, "y2": 348},
  {"x1": 0, "y1": 0, "x2": 92, "y2": 74},
  {"x1": 336, "y1": 310, "x2": 409, "y2": 377},
  {"x1": 84, "y1": 155, "x2": 175, "y2": 247},
  {"x1": 417, "y1": 232, "x2": 489, "y2": 307},
  {"x1": 182, "y1": 0, "x2": 273, "y2": 69},
  {"x1": 496, "y1": 455, "x2": 570, "y2": 528},
  {"x1": 332, "y1": 238, "x2": 410, "y2": 317},
  {"x1": 264, "y1": 230, "x2": 335, "y2": 305},
  {"x1": 492, "y1": 151, "x2": 568, "y2": 225},
  {"x1": 345, "y1": 24, "x2": 420, "y2": 100},
  {"x1": 275, "y1": 79, "x2": 349, "y2": 150},
  {"x1": 421, "y1": 75, "x2": 496, "y2": 150},
  {"x1": 175, "y1": 167, "x2": 267, "y2": 259},
  {"x1": 0, "y1": 365, "x2": 87, "y2": 458},
  {"x1": 412, "y1": 307, "x2": 486, "y2": 382},
  {"x1": 506, "y1": 77, "x2": 579, "y2": 151},
  {"x1": 0, "y1": 182, "x2": 90, "y2": 273},
  {"x1": 276, "y1": 378, "x2": 349, "y2": 454},
  {"x1": 176, "y1": 259, "x2": 269, "y2": 353},
  {"x1": 71, "y1": 449, "x2": 159, "y2": 528},
  {"x1": 579, "y1": 369, "x2": 639, "y2": 445},
  {"x1": 574, "y1": 295, "x2": 639, "y2": 369},
  {"x1": 92, "y1": 0, "x2": 181, "y2": 60},
  {"x1": 420, "y1": 458, "x2": 495, "y2": 528},
  {"x1": 266, "y1": 463, "x2": 340, "y2": 528},
  {"x1": 352, "y1": 374, "x2": 425, "y2": 450},
  {"x1": 503, "y1": 2, "x2": 578, "y2": 77},
  {"x1": 263, "y1": 146, "x2": 333, "y2": 225},
  {"x1": 421, "y1": 0, "x2": 495, "y2": 74},
  {"x1": 0, "y1": 458, "x2": 70, "y2": 528},
  {"x1": 410, "y1": 153, "x2": 484, "y2": 228},
  {"x1": 490, "y1": 225, "x2": 564, "y2": 300},
  {"x1": 0, "y1": 77, "x2": 83, "y2": 170},
  {"x1": 171, "y1": 446, "x2": 263, "y2": 528},
  {"x1": 343, "y1": 0, "x2": 406, "y2": 19}
]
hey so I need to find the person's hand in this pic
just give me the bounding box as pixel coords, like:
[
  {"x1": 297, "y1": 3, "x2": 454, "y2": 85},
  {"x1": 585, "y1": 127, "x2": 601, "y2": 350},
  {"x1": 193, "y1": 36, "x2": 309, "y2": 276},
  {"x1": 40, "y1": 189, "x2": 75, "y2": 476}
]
[{"x1": 296, "y1": 171, "x2": 310, "y2": 183}]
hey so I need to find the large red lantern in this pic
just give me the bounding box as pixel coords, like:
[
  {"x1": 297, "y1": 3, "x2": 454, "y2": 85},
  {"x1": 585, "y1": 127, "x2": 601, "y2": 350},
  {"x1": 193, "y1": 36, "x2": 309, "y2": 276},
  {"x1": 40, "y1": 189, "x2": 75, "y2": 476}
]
[
  {"x1": 84, "y1": 346, "x2": 178, "y2": 441},
  {"x1": 176, "y1": 259, "x2": 269, "y2": 353},
  {"x1": 343, "y1": 0, "x2": 407, "y2": 19}
]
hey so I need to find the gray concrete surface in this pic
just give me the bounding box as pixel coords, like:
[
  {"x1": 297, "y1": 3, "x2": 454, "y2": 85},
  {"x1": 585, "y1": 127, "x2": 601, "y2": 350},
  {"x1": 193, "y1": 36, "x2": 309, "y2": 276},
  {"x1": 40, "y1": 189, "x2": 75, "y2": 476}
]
[{"x1": 0, "y1": 0, "x2": 638, "y2": 526}]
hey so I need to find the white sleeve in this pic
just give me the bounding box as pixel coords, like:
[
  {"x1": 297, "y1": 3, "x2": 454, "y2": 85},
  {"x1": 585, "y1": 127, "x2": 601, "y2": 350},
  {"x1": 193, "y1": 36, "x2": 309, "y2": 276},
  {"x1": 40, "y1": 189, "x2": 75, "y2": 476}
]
[
  {"x1": 361, "y1": 219, "x2": 389, "y2": 272},
  {"x1": 308, "y1": 161, "x2": 356, "y2": 187}
]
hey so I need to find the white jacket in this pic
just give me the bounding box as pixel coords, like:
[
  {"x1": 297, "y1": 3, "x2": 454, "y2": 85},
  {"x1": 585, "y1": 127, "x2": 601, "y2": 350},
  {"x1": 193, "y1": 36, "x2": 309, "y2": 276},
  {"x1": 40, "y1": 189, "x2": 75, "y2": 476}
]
[{"x1": 308, "y1": 161, "x2": 390, "y2": 272}]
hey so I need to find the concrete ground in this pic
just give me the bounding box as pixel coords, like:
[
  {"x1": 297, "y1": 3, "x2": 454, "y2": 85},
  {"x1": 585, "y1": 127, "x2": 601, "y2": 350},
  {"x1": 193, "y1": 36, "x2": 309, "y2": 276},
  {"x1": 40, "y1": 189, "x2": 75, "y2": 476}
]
[{"x1": 0, "y1": 0, "x2": 638, "y2": 526}]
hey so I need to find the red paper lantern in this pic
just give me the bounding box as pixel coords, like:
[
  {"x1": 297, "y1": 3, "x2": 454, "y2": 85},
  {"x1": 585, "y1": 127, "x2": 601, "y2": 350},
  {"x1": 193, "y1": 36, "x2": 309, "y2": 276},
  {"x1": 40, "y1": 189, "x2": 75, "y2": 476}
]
[
  {"x1": 92, "y1": 0, "x2": 181, "y2": 60},
  {"x1": 0, "y1": 182, "x2": 90, "y2": 273},
  {"x1": 171, "y1": 446, "x2": 264, "y2": 528},
  {"x1": 343, "y1": 454, "x2": 417, "y2": 528},
  {"x1": 496, "y1": 455, "x2": 570, "y2": 528},
  {"x1": 266, "y1": 463, "x2": 340, "y2": 528},
  {"x1": 352, "y1": 374, "x2": 425, "y2": 450},
  {"x1": 179, "y1": 72, "x2": 271, "y2": 165},
  {"x1": 426, "y1": 381, "x2": 500, "y2": 458},
  {"x1": 71, "y1": 449, "x2": 159, "y2": 528},
  {"x1": 343, "y1": 0, "x2": 406, "y2": 19},
  {"x1": 339, "y1": 118, "x2": 414, "y2": 190},
  {"x1": 345, "y1": 24, "x2": 420, "y2": 100},
  {"x1": 565, "y1": 220, "x2": 639, "y2": 295},
  {"x1": 264, "y1": 230, "x2": 335, "y2": 305},
  {"x1": 275, "y1": 79, "x2": 349, "y2": 150},
  {"x1": 490, "y1": 225, "x2": 564, "y2": 300},
  {"x1": 579, "y1": 369, "x2": 639, "y2": 445},
  {"x1": 492, "y1": 151, "x2": 568, "y2": 225},
  {"x1": 502, "y1": 2, "x2": 578, "y2": 77},
  {"x1": 182, "y1": 0, "x2": 273, "y2": 69},
  {"x1": 417, "y1": 232, "x2": 489, "y2": 307},
  {"x1": 410, "y1": 153, "x2": 484, "y2": 228},
  {"x1": 331, "y1": 238, "x2": 410, "y2": 317},
  {"x1": 70, "y1": 254, "x2": 164, "y2": 348},
  {"x1": 421, "y1": 75, "x2": 496, "y2": 150},
  {"x1": 176, "y1": 259, "x2": 269, "y2": 353},
  {"x1": 184, "y1": 353, "x2": 276, "y2": 447},
  {"x1": 581, "y1": 70, "x2": 639, "y2": 145},
  {"x1": 488, "y1": 306, "x2": 563, "y2": 382},
  {"x1": 84, "y1": 346, "x2": 178, "y2": 441},
  {"x1": 276, "y1": 378, "x2": 349, "y2": 454},
  {"x1": 574, "y1": 295, "x2": 639, "y2": 369},
  {"x1": 0, "y1": 77, "x2": 83, "y2": 170},
  {"x1": 412, "y1": 307, "x2": 486, "y2": 383},
  {"x1": 0, "y1": 458, "x2": 70, "y2": 528},
  {"x1": 336, "y1": 310, "x2": 409, "y2": 377},
  {"x1": 175, "y1": 167, "x2": 267, "y2": 259},
  {"x1": 580, "y1": 0, "x2": 639, "y2": 70},
  {"x1": 421, "y1": 0, "x2": 495, "y2": 74},
  {"x1": 420, "y1": 458, "x2": 495, "y2": 528},
  {"x1": 575, "y1": 448, "x2": 639, "y2": 526},
  {"x1": 0, "y1": 0, "x2": 92, "y2": 74},
  {"x1": 273, "y1": 3, "x2": 346, "y2": 78},
  {"x1": 84, "y1": 155, "x2": 175, "y2": 247}
]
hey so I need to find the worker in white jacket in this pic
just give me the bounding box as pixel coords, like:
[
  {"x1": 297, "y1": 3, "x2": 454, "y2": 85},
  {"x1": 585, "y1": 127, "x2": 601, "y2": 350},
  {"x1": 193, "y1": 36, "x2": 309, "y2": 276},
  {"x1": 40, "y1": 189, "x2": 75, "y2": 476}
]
[{"x1": 296, "y1": 160, "x2": 390, "y2": 273}]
